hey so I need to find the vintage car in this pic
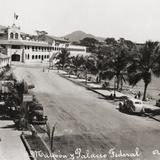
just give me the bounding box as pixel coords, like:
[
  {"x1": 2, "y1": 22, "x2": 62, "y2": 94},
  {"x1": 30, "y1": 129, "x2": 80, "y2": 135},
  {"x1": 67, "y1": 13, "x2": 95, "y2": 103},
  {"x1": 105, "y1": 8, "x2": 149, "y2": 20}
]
[
  {"x1": 119, "y1": 98, "x2": 145, "y2": 114},
  {"x1": 28, "y1": 103, "x2": 47, "y2": 125},
  {"x1": 156, "y1": 99, "x2": 160, "y2": 107}
]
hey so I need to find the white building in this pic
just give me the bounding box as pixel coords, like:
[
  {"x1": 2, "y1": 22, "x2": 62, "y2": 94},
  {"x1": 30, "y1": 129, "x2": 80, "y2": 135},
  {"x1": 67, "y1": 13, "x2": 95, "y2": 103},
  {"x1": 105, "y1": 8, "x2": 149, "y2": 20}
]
[
  {"x1": 0, "y1": 24, "x2": 87, "y2": 63},
  {"x1": 0, "y1": 53, "x2": 10, "y2": 67}
]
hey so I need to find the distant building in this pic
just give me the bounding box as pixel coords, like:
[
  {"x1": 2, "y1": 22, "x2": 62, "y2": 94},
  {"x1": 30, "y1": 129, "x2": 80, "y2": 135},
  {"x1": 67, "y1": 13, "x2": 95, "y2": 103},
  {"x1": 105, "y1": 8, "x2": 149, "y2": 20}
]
[{"x1": 0, "y1": 24, "x2": 87, "y2": 63}]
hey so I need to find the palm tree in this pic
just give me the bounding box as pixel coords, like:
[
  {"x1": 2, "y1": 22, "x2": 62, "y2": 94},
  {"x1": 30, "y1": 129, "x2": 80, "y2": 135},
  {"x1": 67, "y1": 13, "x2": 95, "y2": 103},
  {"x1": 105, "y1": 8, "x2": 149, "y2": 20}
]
[
  {"x1": 55, "y1": 48, "x2": 71, "y2": 70},
  {"x1": 80, "y1": 55, "x2": 95, "y2": 83},
  {"x1": 89, "y1": 52, "x2": 109, "y2": 83},
  {"x1": 70, "y1": 55, "x2": 85, "y2": 76},
  {"x1": 104, "y1": 38, "x2": 134, "y2": 90},
  {"x1": 128, "y1": 41, "x2": 160, "y2": 101}
]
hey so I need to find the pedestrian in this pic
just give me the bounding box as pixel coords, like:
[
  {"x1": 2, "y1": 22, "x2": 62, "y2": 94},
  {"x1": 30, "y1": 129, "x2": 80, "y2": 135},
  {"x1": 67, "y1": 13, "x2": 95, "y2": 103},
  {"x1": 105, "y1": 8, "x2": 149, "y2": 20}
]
[
  {"x1": 138, "y1": 91, "x2": 141, "y2": 99},
  {"x1": 134, "y1": 94, "x2": 138, "y2": 99},
  {"x1": 42, "y1": 67, "x2": 45, "y2": 72}
]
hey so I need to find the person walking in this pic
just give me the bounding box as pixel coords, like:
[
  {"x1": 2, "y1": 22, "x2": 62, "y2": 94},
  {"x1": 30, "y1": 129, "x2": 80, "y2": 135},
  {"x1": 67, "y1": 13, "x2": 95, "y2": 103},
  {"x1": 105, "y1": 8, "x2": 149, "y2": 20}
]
[{"x1": 138, "y1": 91, "x2": 141, "y2": 99}]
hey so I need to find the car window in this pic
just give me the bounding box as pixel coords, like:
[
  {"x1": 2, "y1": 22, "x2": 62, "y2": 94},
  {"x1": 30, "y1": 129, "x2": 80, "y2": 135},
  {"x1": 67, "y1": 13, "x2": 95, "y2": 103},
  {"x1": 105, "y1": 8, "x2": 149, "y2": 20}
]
[{"x1": 135, "y1": 101, "x2": 141, "y2": 104}]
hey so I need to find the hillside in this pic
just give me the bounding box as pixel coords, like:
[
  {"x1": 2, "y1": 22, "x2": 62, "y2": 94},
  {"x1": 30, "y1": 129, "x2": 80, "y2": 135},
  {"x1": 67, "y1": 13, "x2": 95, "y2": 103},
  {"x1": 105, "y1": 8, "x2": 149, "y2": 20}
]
[{"x1": 64, "y1": 30, "x2": 105, "y2": 43}]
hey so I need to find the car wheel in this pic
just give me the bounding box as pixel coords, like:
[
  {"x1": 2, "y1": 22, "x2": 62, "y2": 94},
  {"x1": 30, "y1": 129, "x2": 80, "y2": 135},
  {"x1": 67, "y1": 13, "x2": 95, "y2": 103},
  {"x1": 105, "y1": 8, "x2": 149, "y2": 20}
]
[
  {"x1": 119, "y1": 102, "x2": 123, "y2": 112},
  {"x1": 140, "y1": 108, "x2": 145, "y2": 115},
  {"x1": 128, "y1": 106, "x2": 134, "y2": 114}
]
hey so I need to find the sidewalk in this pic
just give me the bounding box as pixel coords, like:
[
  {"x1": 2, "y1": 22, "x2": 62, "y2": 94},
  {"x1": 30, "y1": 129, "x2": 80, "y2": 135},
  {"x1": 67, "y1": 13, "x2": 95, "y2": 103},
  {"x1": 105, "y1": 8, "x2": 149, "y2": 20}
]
[
  {"x1": 0, "y1": 120, "x2": 30, "y2": 160},
  {"x1": 59, "y1": 71, "x2": 128, "y2": 98}
]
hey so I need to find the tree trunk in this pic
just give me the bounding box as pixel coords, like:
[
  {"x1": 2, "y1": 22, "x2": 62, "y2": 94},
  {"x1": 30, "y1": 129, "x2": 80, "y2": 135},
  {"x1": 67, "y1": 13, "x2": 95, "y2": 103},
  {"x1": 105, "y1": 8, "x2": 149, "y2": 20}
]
[
  {"x1": 75, "y1": 67, "x2": 78, "y2": 76},
  {"x1": 99, "y1": 72, "x2": 102, "y2": 84},
  {"x1": 85, "y1": 70, "x2": 88, "y2": 84},
  {"x1": 62, "y1": 65, "x2": 65, "y2": 70},
  {"x1": 116, "y1": 75, "x2": 120, "y2": 90},
  {"x1": 96, "y1": 73, "x2": 101, "y2": 83},
  {"x1": 120, "y1": 78, "x2": 123, "y2": 91},
  {"x1": 143, "y1": 83, "x2": 148, "y2": 101}
]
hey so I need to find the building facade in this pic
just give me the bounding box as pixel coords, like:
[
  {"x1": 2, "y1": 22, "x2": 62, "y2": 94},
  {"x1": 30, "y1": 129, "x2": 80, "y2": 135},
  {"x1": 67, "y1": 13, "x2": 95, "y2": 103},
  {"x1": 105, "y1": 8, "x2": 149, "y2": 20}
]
[{"x1": 0, "y1": 24, "x2": 87, "y2": 64}]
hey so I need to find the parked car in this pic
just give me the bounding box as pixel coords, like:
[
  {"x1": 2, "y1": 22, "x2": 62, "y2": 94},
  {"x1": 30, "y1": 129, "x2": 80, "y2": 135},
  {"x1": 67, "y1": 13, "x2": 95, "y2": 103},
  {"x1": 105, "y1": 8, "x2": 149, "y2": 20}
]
[
  {"x1": 156, "y1": 99, "x2": 160, "y2": 107},
  {"x1": 28, "y1": 103, "x2": 47, "y2": 125},
  {"x1": 119, "y1": 98, "x2": 145, "y2": 114}
]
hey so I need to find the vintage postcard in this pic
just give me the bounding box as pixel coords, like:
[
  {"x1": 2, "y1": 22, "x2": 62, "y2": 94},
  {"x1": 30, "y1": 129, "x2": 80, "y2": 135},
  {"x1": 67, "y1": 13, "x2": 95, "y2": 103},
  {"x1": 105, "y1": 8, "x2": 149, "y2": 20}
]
[{"x1": 0, "y1": 0, "x2": 160, "y2": 160}]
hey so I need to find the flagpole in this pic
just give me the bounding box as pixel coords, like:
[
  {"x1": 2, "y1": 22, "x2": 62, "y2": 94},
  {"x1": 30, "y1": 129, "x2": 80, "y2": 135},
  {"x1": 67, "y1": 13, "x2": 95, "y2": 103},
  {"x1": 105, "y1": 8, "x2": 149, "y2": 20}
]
[{"x1": 13, "y1": 12, "x2": 15, "y2": 25}]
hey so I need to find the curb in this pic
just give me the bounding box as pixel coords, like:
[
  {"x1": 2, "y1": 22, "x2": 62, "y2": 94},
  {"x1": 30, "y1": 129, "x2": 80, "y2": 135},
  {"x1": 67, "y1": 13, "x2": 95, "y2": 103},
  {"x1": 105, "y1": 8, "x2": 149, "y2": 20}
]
[
  {"x1": 31, "y1": 124, "x2": 51, "y2": 154},
  {"x1": 20, "y1": 133, "x2": 37, "y2": 160},
  {"x1": 144, "y1": 113, "x2": 160, "y2": 122},
  {"x1": 58, "y1": 73, "x2": 107, "y2": 98},
  {"x1": 32, "y1": 125, "x2": 52, "y2": 160},
  {"x1": 37, "y1": 132, "x2": 52, "y2": 154}
]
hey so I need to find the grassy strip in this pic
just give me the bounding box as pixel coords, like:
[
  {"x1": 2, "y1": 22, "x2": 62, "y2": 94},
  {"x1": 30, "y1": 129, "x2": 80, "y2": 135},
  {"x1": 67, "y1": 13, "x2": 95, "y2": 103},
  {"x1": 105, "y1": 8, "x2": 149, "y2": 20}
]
[{"x1": 23, "y1": 134, "x2": 51, "y2": 160}]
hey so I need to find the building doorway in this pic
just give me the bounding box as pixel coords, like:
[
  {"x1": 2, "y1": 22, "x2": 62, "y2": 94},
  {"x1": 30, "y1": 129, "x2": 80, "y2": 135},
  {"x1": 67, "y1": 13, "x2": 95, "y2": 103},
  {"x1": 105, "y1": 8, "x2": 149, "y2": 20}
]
[
  {"x1": 41, "y1": 55, "x2": 44, "y2": 61},
  {"x1": 11, "y1": 54, "x2": 20, "y2": 61}
]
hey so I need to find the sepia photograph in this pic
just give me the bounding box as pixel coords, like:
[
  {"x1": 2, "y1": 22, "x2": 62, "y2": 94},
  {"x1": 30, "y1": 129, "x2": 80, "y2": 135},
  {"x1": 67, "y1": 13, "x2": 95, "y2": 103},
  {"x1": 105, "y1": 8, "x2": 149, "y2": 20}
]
[{"x1": 0, "y1": 0, "x2": 160, "y2": 160}]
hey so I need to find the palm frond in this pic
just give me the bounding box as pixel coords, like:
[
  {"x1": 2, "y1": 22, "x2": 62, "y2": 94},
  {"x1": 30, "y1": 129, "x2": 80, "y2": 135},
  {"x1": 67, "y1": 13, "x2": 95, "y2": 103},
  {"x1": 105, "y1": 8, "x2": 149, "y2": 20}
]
[{"x1": 128, "y1": 72, "x2": 143, "y2": 86}]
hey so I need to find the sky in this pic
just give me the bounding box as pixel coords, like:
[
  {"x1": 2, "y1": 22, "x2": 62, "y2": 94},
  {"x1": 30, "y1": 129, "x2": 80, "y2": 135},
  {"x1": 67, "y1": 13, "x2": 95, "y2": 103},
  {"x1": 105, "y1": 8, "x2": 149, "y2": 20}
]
[{"x1": 0, "y1": 0, "x2": 160, "y2": 43}]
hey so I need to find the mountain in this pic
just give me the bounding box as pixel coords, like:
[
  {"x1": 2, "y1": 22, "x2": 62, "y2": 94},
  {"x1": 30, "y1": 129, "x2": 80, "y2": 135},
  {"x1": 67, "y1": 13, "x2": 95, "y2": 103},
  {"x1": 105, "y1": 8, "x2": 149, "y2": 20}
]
[
  {"x1": 63, "y1": 30, "x2": 105, "y2": 43},
  {"x1": 0, "y1": 25, "x2": 7, "y2": 33}
]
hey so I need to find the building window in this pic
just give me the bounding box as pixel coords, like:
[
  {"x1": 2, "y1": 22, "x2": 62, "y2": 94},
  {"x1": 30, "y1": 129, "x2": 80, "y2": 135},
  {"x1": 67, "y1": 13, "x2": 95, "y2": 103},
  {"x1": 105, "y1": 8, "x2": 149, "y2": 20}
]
[
  {"x1": 47, "y1": 55, "x2": 49, "y2": 59},
  {"x1": 39, "y1": 55, "x2": 41, "y2": 59},
  {"x1": 32, "y1": 46, "x2": 35, "y2": 51},
  {"x1": 11, "y1": 45, "x2": 20, "y2": 49},
  {"x1": 15, "y1": 33, "x2": 19, "y2": 39},
  {"x1": 32, "y1": 55, "x2": 34, "y2": 59},
  {"x1": 44, "y1": 55, "x2": 46, "y2": 59},
  {"x1": 35, "y1": 55, "x2": 37, "y2": 59},
  {"x1": 10, "y1": 33, "x2": 14, "y2": 39},
  {"x1": 28, "y1": 54, "x2": 30, "y2": 59}
]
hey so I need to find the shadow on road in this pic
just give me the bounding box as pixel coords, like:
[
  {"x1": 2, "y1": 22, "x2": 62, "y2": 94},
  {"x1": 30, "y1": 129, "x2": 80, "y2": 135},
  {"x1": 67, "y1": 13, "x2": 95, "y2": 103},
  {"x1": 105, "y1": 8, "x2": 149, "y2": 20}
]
[{"x1": 1, "y1": 124, "x2": 15, "y2": 129}]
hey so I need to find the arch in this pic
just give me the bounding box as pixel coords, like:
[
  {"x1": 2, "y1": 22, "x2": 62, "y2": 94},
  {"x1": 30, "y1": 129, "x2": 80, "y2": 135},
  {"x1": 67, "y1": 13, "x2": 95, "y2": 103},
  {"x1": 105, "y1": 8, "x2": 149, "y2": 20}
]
[
  {"x1": 15, "y1": 33, "x2": 19, "y2": 39},
  {"x1": 41, "y1": 55, "x2": 44, "y2": 61},
  {"x1": 10, "y1": 33, "x2": 14, "y2": 39},
  {"x1": 11, "y1": 54, "x2": 20, "y2": 61},
  {"x1": 32, "y1": 55, "x2": 34, "y2": 59}
]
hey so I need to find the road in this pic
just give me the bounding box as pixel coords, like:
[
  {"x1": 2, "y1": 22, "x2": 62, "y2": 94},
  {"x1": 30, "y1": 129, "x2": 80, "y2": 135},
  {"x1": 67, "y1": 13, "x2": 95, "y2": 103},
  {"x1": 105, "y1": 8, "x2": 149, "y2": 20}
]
[{"x1": 13, "y1": 63, "x2": 160, "y2": 160}]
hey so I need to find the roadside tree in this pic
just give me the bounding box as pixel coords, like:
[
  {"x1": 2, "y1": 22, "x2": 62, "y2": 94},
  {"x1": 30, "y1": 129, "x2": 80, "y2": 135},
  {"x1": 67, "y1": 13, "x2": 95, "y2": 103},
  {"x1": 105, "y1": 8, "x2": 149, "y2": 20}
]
[
  {"x1": 128, "y1": 41, "x2": 160, "y2": 101},
  {"x1": 55, "y1": 48, "x2": 71, "y2": 70},
  {"x1": 104, "y1": 38, "x2": 136, "y2": 91}
]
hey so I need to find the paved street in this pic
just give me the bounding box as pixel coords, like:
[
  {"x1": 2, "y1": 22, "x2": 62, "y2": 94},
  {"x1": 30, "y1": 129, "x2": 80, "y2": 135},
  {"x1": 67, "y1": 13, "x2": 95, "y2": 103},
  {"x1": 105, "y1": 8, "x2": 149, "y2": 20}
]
[{"x1": 13, "y1": 63, "x2": 160, "y2": 160}]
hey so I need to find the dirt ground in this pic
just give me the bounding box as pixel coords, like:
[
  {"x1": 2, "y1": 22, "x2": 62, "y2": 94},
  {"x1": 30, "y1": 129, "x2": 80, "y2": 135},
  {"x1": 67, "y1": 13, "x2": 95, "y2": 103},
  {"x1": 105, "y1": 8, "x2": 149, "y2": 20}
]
[{"x1": 13, "y1": 63, "x2": 160, "y2": 160}]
